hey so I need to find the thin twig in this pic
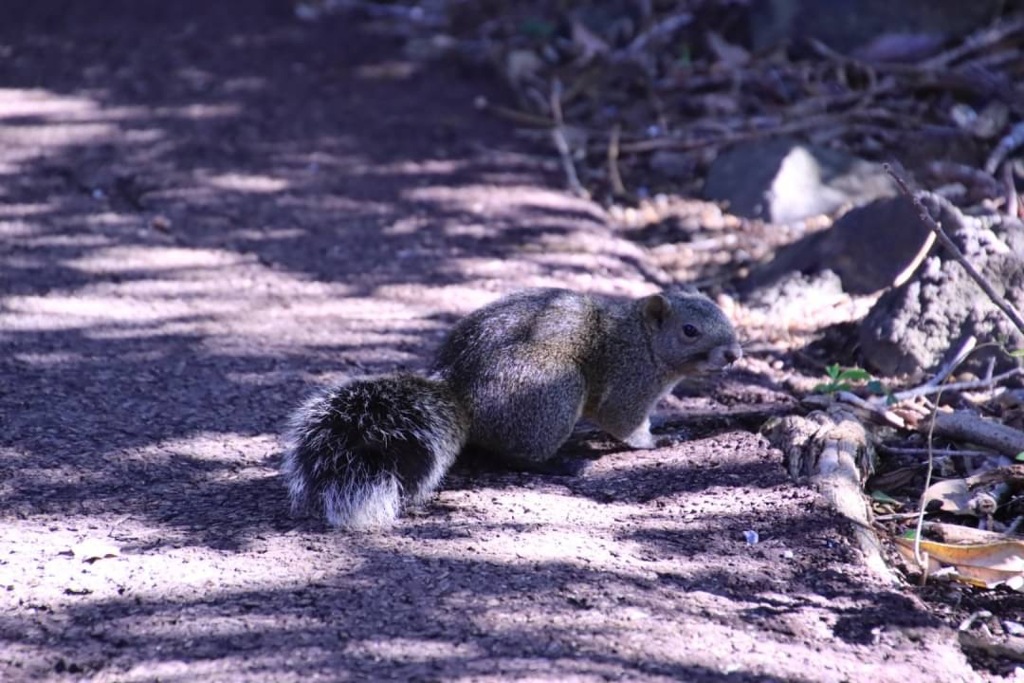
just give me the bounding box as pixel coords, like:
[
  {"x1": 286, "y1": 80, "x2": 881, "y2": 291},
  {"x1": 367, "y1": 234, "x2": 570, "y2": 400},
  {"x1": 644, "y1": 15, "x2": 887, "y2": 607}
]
[
  {"x1": 880, "y1": 446, "x2": 999, "y2": 462},
  {"x1": 1003, "y1": 161, "x2": 1020, "y2": 219},
  {"x1": 914, "y1": 385, "x2": 943, "y2": 574},
  {"x1": 878, "y1": 446, "x2": 997, "y2": 459},
  {"x1": 549, "y1": 79, "x2": 587, "y2": 198},
  {"x1": 607, "y1": 124, "x2": 626, "y2": 197},
  {"x1": 885, "y1": 165, "x2": 1024, "y2": 335},
  {"x1": 887, "y1": 367, "x2": 1023, "y2": 405},
  {"x1": 892, "y1": 230, "x2": 936, "y2": 288},
  {"x1": 888, "y1": 336, "x2": 976, "y2": 402},
  {"x1": 985, "y1": 121, "x2": 1024, "y2": 175},
  {"x1": 617, "y1": 109, "x2": 914, "y2": 155},
  {"x1": 874, "y1": 512, "x2": 930, "y2": 522},
  {"x1": 920, "y1": 16, "x2": 1024, "y2": 69},
  {"x1": 835, "y1": 390, "x2": 905, "y2": 428},
  {"x1": 474, "y1": 96, "x2": 554, "y2": 128}
]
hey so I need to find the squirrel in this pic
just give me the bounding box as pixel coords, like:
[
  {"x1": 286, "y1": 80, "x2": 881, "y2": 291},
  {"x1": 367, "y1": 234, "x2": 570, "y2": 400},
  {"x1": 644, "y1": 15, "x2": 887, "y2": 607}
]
[{"x1": 281, "y1": 287, "x2": 742, "y2": 530}]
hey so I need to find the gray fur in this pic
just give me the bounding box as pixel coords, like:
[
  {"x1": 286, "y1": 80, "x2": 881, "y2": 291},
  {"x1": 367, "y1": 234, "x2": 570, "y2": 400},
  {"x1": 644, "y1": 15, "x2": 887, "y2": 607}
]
[
  {"x1": 434, "y1": 288, "x2": 742, "y2": 466},
  {"x1": 282, "y1": 288, "x2": 740, "y2": 529},
  {"x1": 281, "y1": 375, "x2": 467, "y2": 530}
]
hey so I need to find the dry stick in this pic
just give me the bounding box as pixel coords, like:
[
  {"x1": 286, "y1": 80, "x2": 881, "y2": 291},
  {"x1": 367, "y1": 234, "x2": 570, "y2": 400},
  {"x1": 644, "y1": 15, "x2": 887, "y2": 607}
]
[
  {"x1": 930, "y1": 411, "x2": 1024, "y2": 456},
  {"x1": 618, "y1": 108, "x2": 911, "y2": 155},
  {"x1": 1003, "y1": 161, "x2": 1020, "y2": 219},
  {"x1": 549, "y1": 80, "x2": 587, "y2": 198},
  {"x1": 884, "y1": 165, "x2": 1024, "y2": 335},
  {"x1": 607, "y1": 124, "x2": 626, "y2": 197},
  {"x1": 835, "y1": 390, "x2": 905, "y2": 429},
  {"x1": 914, "y1": 384, "x2": 944, "y2": 577},
  {"x1": 919, "y1": 16, "x2": 1024, "y2": 69},
  {"x1": 885, "y1": 336, "x2": 977, "y2": 405},
  {"x1": 892, "y1": 231, "x2": 936, "y2": 288},
  {"x1": 985, "y1": 121, "x2": 1024, "y2": 175},
  {"x1": 879, "y1": 446, "x2": 998, "y2": 459},
  {"x1": 474, "y1": 97, "x2": 554, "y2": 128},
  {"x1": 842, "y1": 338, "x2": 980, "y2": 420},
  {"x1": 890, "y1": 367, "x2": 1024, "y2": 405}
]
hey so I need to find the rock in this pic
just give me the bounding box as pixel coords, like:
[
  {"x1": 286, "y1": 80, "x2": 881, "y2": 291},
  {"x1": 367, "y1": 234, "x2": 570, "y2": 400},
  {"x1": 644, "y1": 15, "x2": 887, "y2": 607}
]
[
  {"x1": 743, "y1": 269, "x2": 846, "y2": 319},
  {"x1": 819, "y1": 197, "x2": 933, "y2": 295},
  {"x1": 740, "y1": 196, "x2": 931, "y2": 295},
  {"x1": 704, "y1": 137, "x2": 895, "y2": 225},
  {"x1": 858, "y1": 198, "x2": 1024, "y2": 377},
  {"x1": 748, "y1": 0, "x2": 1003, "y2": 59}
]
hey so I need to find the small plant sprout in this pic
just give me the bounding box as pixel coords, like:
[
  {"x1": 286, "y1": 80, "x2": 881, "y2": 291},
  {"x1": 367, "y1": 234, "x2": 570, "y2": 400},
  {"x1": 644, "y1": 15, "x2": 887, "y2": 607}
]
[{"x1": 814, "y1": 364, "x2": 896, "y2": 404}]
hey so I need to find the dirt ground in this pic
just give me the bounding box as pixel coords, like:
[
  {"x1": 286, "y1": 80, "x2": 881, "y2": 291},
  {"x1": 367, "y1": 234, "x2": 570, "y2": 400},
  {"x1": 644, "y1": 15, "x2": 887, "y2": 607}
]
[{"x1": 0, "y1": 2, "x2": 1018, "y2": 681}]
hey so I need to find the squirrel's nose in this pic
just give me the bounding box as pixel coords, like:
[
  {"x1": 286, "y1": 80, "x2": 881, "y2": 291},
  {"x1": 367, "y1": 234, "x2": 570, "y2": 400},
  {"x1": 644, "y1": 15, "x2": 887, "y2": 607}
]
[{"x1": 723, "y1": 346, "x2": 742, "y2": 364}]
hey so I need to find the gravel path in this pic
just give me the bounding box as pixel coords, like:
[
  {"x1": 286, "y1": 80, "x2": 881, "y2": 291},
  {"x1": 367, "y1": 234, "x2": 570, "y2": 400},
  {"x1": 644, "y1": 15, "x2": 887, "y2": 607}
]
[{"x1": 0, "y1": 2, "x2": 987, "y2": 681}]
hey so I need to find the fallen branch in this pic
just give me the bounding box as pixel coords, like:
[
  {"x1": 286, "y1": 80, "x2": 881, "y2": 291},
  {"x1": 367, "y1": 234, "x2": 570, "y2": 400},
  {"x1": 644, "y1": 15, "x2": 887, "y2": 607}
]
[
  {"x1": 929, "y1": 411, "x2": 1024, "y2": 458},
  {"x1": 763, "y1": 408, "x2": 897, "y2": 584}
]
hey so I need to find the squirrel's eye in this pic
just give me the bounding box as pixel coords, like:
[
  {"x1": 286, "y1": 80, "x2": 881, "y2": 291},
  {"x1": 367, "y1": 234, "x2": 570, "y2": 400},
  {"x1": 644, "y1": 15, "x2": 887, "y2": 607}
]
[{"x1": 682, "y1": 323, "x2": 700, "y2": 338}]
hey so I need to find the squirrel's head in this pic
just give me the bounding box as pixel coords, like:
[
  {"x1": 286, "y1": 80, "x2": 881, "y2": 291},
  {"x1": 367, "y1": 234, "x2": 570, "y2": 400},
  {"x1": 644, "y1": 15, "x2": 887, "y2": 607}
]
[{"x1": 641, "y1": 290, "x2": 742, "y2": 376}]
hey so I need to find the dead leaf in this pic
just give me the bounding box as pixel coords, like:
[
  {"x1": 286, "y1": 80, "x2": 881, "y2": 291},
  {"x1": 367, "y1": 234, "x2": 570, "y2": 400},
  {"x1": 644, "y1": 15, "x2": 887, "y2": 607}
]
[
  {"x1": 895, "y1": 535, "x2": 1024, "y2": 589},
  {"x1": 921, "y1": 478, "x2": 973, "y2": 515},
  {"x1": 71, "y1": 538, "x2": 120, "y2": 563}
]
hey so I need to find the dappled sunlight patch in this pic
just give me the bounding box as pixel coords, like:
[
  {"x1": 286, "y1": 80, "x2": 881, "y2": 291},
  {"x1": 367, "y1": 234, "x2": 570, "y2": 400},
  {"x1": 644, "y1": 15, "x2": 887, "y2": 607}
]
[
  {"x1": 0, "y1": 88, "x2": 101, "y2": 119},
  {"x1": 371, "y1": 283, "x2": 500, "y2": 315},
  {"x1": 0, "y1": 121, "x2": 117, "y2": 152},
  {"x1": 14, "y1": 231, "x2": 113, "y2": 249},
  {"x1": 2, "y1": 295, "x2": 209, "y2": 329},
  {"x1": 345, "y1": 637, "x2": 480, "y2": 662},
  {"x1": 369, "y1": 158, "x2": 464, "y2": 176},
  {"x1": 403, "y1": 183, "x2": 606, "y2": 225},
  {"x1": 204, "y1": 172, "x2": 291, "y2": 194},
  {"x1": 65, "y1": 245, "x2": 248, "y2": 274},
  {"x1": 0, "y1": 203, "x2": 57, "y2": 219},
  {"x1": 157, "y1": 103, "x2": 242, "y2": 121},
  {"x1": 131, "y1": 432, "x2": 276, "y2": 465},
  {"x1": 0, "y1": 519, "x2": 349, "y2": 613},
  {"x1": 417, "y1": 488, "x2": 658, "y2": 574},
  {"x1": 13, "y1": 350, "x2": 95, "y2": 366}
]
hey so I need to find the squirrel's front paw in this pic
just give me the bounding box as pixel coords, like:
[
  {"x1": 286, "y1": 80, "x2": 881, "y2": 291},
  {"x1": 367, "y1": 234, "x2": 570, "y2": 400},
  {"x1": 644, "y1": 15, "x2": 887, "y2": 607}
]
[{"x1": 623, "y1": 425, "x2": 690, "y2": 450}]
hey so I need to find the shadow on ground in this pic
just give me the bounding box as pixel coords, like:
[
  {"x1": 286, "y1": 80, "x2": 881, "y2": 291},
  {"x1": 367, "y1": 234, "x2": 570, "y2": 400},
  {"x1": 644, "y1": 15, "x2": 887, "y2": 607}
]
[{"x1": 0, "y1": 2, "x2": 987, "y2": 681}]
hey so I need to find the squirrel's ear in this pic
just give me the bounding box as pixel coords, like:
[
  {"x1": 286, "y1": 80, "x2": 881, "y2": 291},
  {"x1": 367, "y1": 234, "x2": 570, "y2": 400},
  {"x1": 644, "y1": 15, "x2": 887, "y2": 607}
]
[{"x1": 641, "y1": 294, "x2": 672, "y2": 327}]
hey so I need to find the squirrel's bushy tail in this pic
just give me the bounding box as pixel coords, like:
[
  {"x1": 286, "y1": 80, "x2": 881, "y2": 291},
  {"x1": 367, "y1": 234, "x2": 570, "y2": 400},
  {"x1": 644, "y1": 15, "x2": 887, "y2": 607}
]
[{"x1": 281, "y1": 374, "x2": 467, "y2": 530}]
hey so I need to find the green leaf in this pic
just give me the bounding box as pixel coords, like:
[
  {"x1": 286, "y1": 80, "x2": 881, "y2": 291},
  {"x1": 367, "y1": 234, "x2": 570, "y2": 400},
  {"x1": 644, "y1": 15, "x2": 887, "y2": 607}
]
[
  {"x1": 870, "y1": 490, "x2": 901, "y2": 505},
  {"x1": 866, "y1": 380, "x2": 884, "y2": 394},
  {"x1": 813, "y1": 382, "x2": 836, "y2": 394},
  {"x1": 1011, "y1": 349, "x2": 1024, "y2": 358},
  {"x1": 1016, "y1": 451, "x2": 1024, "y2": 462},
  {"x1": 826, "y1": 363, "x2": 841, "y2": 380},
  {"x1": 837, "y1": 368, "x2": 871, "y2": 382}
]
